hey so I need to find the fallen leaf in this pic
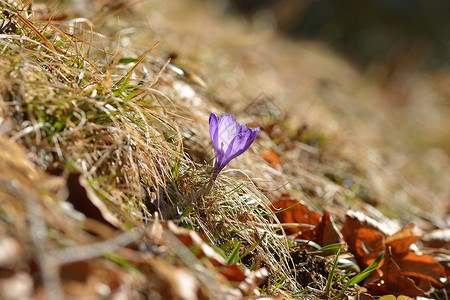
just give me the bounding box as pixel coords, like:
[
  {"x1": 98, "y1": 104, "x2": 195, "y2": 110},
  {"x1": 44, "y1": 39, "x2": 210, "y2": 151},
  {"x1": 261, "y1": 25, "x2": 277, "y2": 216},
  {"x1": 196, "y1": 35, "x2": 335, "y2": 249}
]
[
  {"x1": 272, "y1": 194, "x2": 341, "y2": 246},
  {"x1": 366, "y1": 246, "x2": 426, "y2": 295},
  {"x1": 164, "y1": 221, "x2": 227, "y2": 264},
  {"x1": 385, "y1": 223, "x2": 422, "y2": 255},
  {"x1": 272, "y1": 194, "x2": 321, "y2": 236},
  {"x1": 384, "y1": 225, "x2": 445, "y2": 291},
  {"x1": 261, "y1": 149, "x2": 282, "y2": 169},
  {"x1": 341, "y1": 212, "x2": 385, "y2": 268},
  {"x1": 140, "y1": 256, "x2": 208, "y2": 299},
  {"x1": 342, "y1": 211, "x2": 447, "y2": 296},
  {"x1": 311, "y1": 211, "x2": 342, "y2": 247},
  {"x1": 429, "y1": 252, "x2": 450, "y2": 277},
  {"x1": 66, "y1": 173, "x2": 121, "y2": 236},
  {"x1": 391, "y1": 251, "x2": 445, "y2": 289}
]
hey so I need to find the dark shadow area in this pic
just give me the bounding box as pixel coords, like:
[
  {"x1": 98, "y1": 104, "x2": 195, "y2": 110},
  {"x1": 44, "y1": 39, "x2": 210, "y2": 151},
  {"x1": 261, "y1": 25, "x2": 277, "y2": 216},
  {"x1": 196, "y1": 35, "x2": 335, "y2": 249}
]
[{"x1": 227, "y1": 0, "x2": 450, "y2": 70}]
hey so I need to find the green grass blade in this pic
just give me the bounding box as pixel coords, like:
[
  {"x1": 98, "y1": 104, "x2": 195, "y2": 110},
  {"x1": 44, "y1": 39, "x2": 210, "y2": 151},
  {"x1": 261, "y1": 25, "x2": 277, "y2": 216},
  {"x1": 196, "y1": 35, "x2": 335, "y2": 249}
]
[
  {"x1": 237, "y1": 233, "x2": 265, "y2": 262},
  {"x1": 346, "y1": 251, "x2": 384, "y2": 286},
  {"x1": 308, "y1": 243, "x2": 343, "y2": 254},
  {"x1": 324, "y1": 247, "x2": 341, "y2": 297},
  {"x1": 227, "y1": 240, "x2": 241, "y2": 265},
  {"x1": 335, "y1": 251, "x2": 384, "y2": 299}
]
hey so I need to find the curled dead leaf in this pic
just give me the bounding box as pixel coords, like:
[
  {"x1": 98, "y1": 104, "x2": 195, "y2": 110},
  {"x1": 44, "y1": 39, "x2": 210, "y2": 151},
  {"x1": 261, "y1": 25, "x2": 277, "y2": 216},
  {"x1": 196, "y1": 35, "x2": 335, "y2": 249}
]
[
  {"x1": 272, "y1": 194, "x2": 342, "y2": 246},
  {"x1": 365, "y1": 246, "x2": 426, "y2": 296},
  {"x1": 272, "y1": 194, "x2": 321, "y2": 236},
  {"x1": 342, "y1": 210, "x2": 447, "y2": 296}
]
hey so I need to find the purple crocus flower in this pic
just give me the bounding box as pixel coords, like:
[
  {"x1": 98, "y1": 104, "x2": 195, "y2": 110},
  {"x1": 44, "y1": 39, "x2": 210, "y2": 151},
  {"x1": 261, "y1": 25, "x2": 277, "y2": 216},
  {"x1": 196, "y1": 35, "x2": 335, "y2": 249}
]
[{"x1": 209, "y1": 113, "x2": 260, "y2": 180}]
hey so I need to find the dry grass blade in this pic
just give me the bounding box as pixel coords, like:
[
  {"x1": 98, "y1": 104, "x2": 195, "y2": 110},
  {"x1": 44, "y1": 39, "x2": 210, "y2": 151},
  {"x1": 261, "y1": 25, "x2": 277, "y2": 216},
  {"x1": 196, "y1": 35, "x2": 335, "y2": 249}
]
[
  {"x1": 15, "y1": 12, "x2": 56, "y2": 53},
  {"x1": 115, "y1": 41, "x2": 160, "y2": 90}
]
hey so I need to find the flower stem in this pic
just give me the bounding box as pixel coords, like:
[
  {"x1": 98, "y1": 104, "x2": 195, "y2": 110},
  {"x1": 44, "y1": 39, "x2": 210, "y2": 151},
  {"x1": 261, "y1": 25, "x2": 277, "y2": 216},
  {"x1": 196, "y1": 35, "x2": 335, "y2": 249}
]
[{"x1": 205, "y1": 171, "x2": 218, "y2": 194}]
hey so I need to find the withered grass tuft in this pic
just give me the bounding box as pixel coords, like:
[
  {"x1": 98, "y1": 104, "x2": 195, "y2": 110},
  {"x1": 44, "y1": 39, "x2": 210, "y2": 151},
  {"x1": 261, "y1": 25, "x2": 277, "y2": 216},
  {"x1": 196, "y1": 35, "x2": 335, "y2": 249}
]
[{"x1": 0, "y1": 1, "x2": 303, "y2": 298}]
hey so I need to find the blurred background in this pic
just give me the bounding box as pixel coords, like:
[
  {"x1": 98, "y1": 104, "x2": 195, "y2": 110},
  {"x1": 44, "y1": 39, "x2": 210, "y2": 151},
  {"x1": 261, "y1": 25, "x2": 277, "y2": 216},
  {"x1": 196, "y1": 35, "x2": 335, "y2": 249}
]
[{"x1": 227, "y1": 0, "x2": 450, "y2": 70}]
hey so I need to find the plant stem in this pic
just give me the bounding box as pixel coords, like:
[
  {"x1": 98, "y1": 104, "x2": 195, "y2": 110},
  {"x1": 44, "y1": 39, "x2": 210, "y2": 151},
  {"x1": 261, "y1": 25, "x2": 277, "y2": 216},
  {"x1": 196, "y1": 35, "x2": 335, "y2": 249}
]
[{"x1": 205, "y1": 171, "x2": 218, "y2": 194}]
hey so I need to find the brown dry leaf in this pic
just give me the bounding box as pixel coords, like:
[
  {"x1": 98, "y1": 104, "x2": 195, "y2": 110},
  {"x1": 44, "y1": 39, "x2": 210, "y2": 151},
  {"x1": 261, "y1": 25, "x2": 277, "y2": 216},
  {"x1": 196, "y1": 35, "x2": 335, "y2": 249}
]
[
  {"x1": 341, "y1": 212, "x2": 385, "y2": 268},
  {"x1": 261, "y1": 149, "x2": 282, "y2": 170},
  {"x1": 272, "y1": 194, "x2": 341, "y2": 246},
  {"x1": 60, "y1": 261, "x2": 121, "y2": 298},
  {"x1": 298, "y1": 211, "x2": 342, "y2": 247},
  {"x1": 60, "y1": 261, "x2": 97, "y2": 297},
  {"x1": 429, "y1": 252, "x2": 450, "y2": 277},
  {"x1": 110, "y1": 246, "x2": 211, "y2": 299},
  {"x1": 132, "y1": 255, "x2": 208, "y2": 300},
  {"x1": 310, "y1": 211, "x2": 343, "y2": 247},
  {"x1": 342, "y1": 211, "x2": 447, "y2": 296},
  {"x1": 366, "y1": 246, "x2": 426, "y2": 296},
  {"x1": 164, "y1": 221, "x2": 227, "y2": 263},
  {"x1": 392, "y1": 251, "x2": 446, "y2": 289},
  {"x1": 421, "y1": 228, "x2": 450, "y2": 281},
  {"x1": 272, "y1": 194, "x2": 321, "y2": 236},
  {"x1": 385, "y1": 223, "x2": 422, "y2": 255},
  {"x1": 66, "y1": 173, "x2": 121, "y2": 236},
  {"x1": 216, "y1": 264, "x2": 246, "y2": 282},
  {"x1": 383, "y1": 225, "x2": 445, "y2": 292},
  {"x1": 158, "y1": 221, "x2": 272, "y2": 297}
]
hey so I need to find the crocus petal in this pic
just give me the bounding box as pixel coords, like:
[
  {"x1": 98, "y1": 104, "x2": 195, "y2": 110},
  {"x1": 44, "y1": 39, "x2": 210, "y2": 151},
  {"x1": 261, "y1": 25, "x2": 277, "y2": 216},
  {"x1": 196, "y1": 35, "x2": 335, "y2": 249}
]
[
  {"x1": 224, "y1": 127, "x2": 259, "y2": 164},
  {"x1": 214, "y1": 144, "x2": 226, "y2": 173},
  {"x1": 217, "y1": 113, "x2": 239, "y2": 150},
  {"x1": 210, "y1": 113, "x2": 260, "y2": 176},
  {"x1": 244, "y1": 127, "x2": 260, "y2": 149},
  {"x1": 209, "y1": 113, "x2": 220, "y2": 150}
]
